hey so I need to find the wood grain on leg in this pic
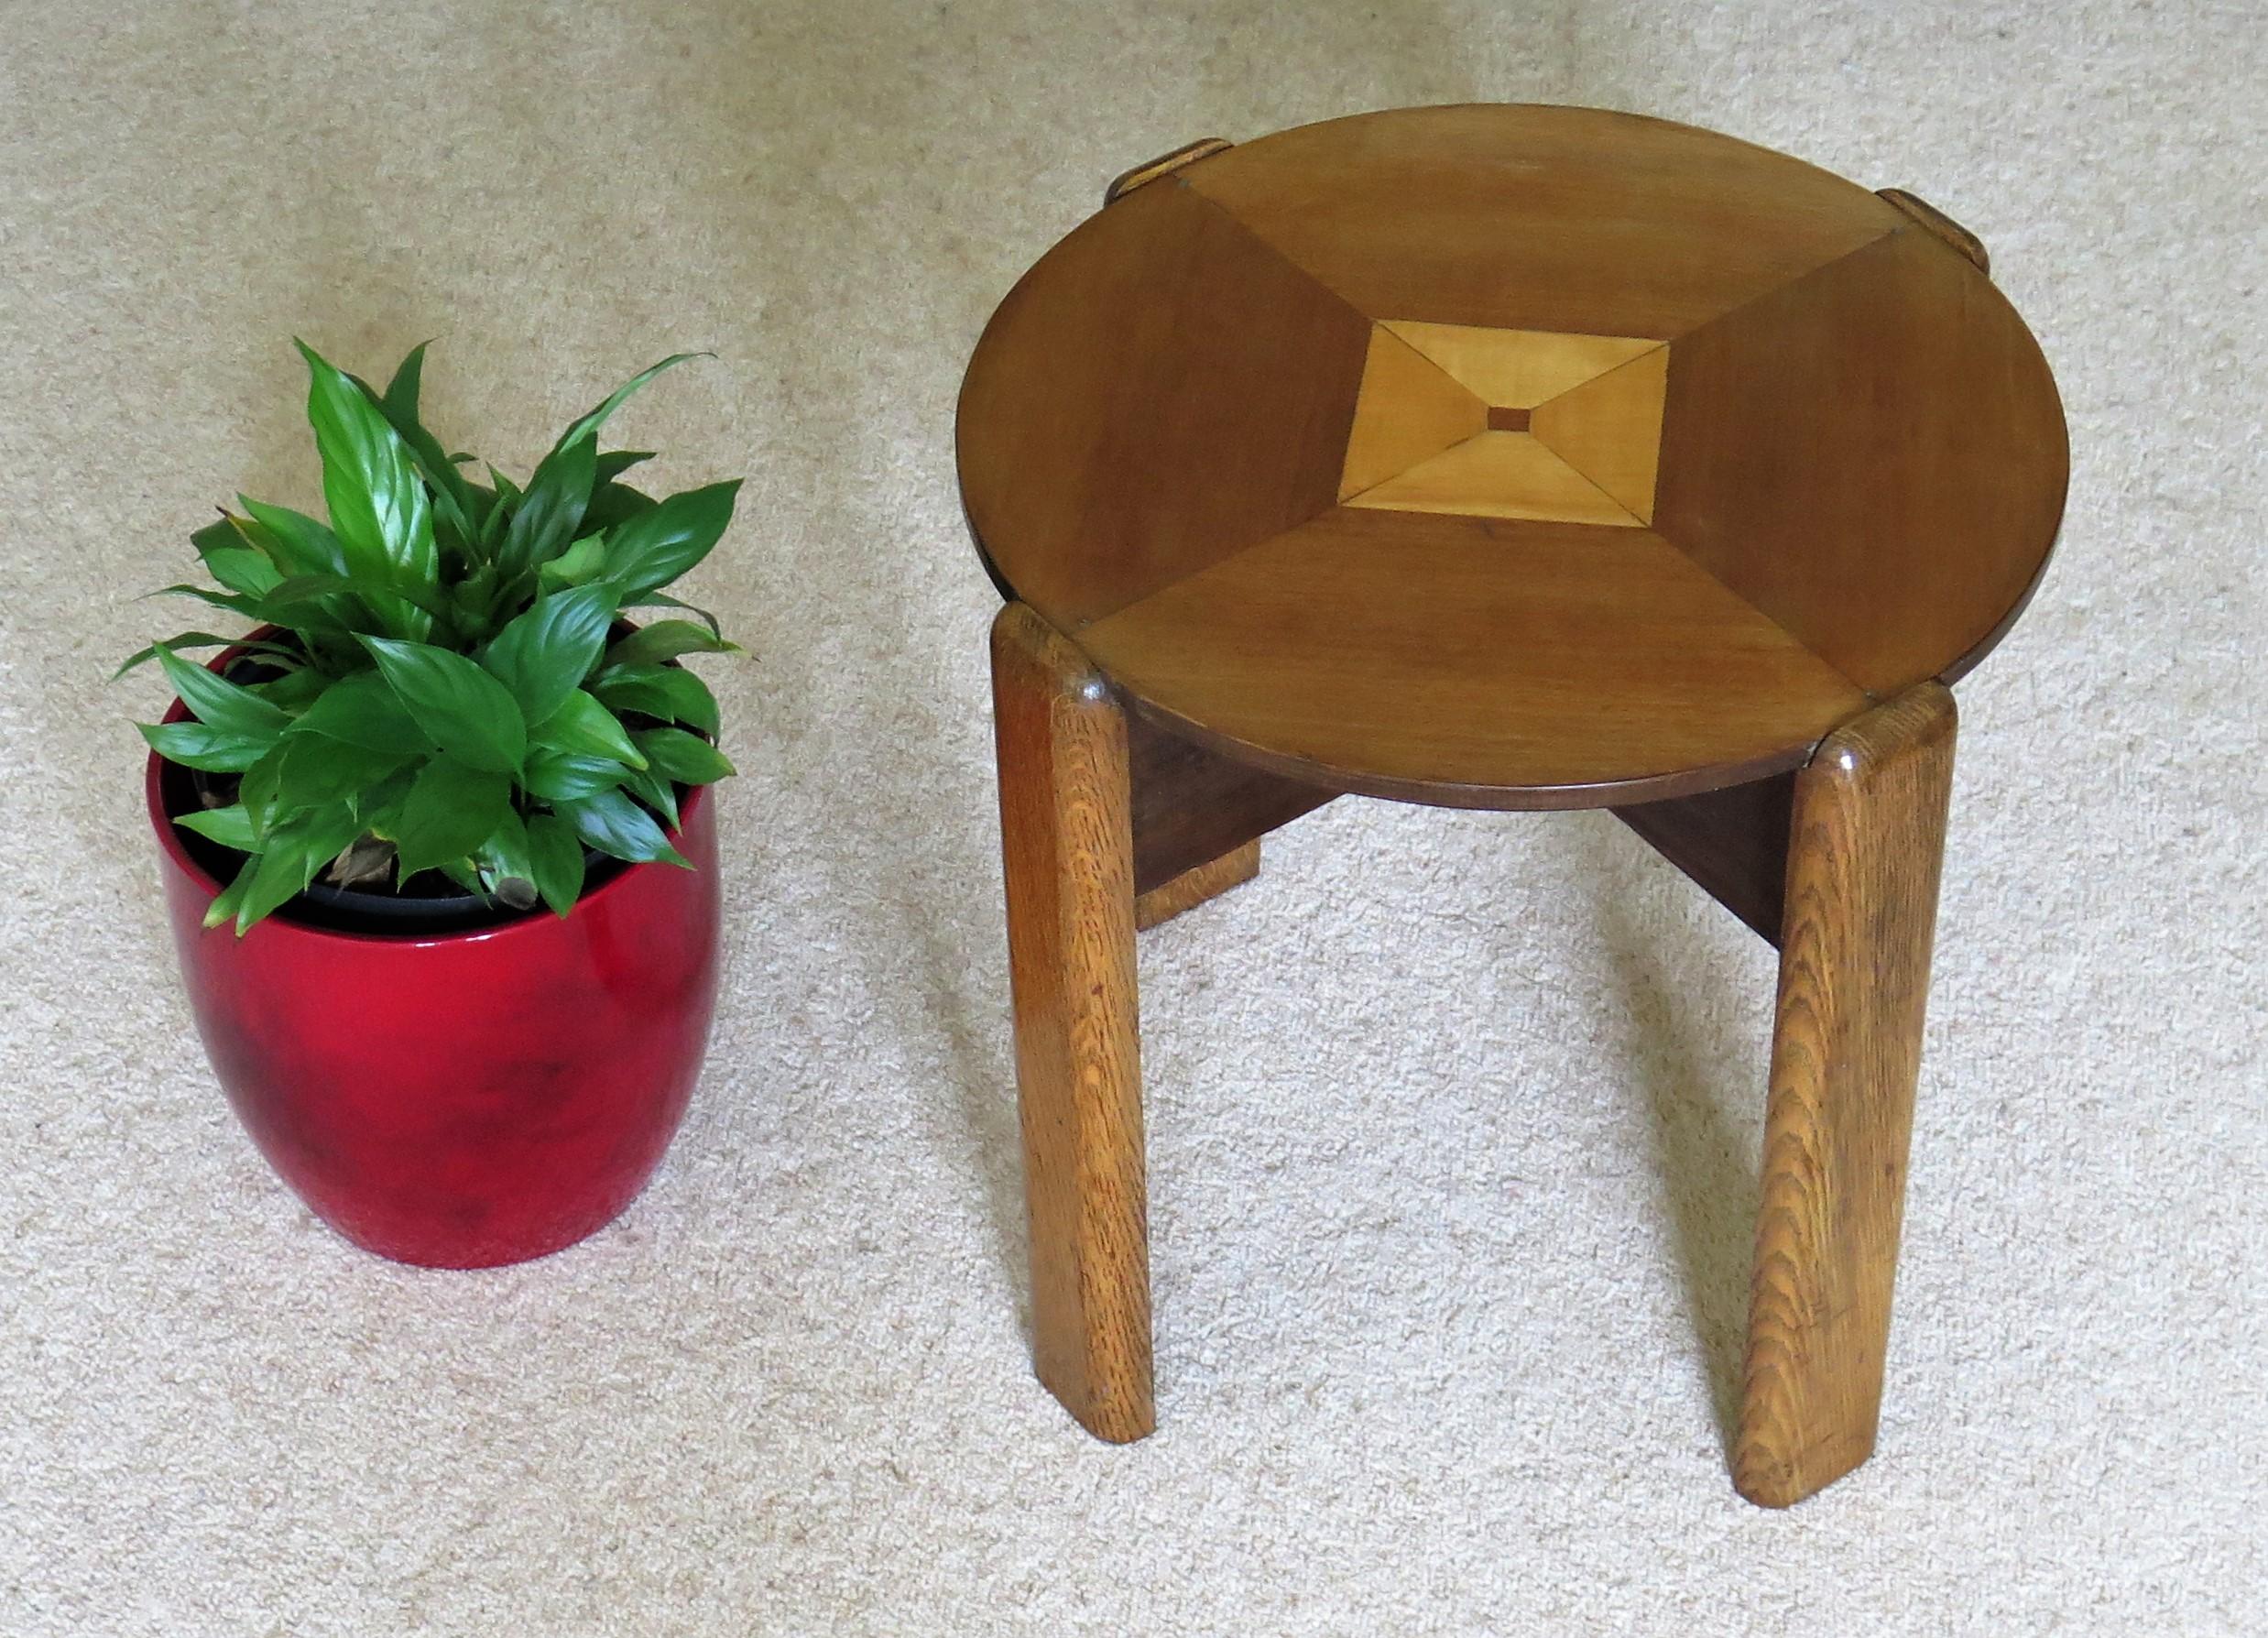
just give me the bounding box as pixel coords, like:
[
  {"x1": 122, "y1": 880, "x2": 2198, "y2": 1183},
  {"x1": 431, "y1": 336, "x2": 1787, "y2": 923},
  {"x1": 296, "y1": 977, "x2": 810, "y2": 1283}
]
[
  {"x1": 1737, "y1": 684, "x2": 1957, "y2": 1506},
  {"x1": 992, "y1": 603, "x2": 1153, "y2": 1442}
]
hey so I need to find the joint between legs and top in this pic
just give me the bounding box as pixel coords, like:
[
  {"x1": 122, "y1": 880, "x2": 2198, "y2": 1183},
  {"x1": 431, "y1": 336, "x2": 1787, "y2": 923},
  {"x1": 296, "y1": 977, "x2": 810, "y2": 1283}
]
[
  {"x1": 1104, "y1": 137, "x2": 1235, "y2": 205},
  {"x1": 1876, "y1": 188, "x2": 1990, "y2": 275}
]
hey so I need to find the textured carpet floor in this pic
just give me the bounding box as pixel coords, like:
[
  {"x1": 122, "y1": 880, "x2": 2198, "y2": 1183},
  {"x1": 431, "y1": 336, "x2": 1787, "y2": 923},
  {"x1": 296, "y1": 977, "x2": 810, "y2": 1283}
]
[{"x1": 3, "y1": 2, "x2": 2263, "y2": 1633}]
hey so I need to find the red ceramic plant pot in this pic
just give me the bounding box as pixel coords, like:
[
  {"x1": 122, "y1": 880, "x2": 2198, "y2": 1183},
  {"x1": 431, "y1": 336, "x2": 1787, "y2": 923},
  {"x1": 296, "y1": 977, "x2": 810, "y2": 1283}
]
[{"x1": 145, "y1": 691, "x2": 723, "y2": 1270}]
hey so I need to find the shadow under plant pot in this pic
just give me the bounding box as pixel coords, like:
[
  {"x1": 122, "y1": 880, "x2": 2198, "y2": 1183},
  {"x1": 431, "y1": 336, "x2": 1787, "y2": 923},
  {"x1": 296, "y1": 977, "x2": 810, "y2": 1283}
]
[{"x1": 146, "y1": 704, "x2": 723, "y2": 1269}]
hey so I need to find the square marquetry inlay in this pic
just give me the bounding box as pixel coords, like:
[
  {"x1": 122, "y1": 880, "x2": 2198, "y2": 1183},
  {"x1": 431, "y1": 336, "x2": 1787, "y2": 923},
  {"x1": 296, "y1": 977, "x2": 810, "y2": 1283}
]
[{"x1": 1337, "y1": 322, "x2": 1671, "y2": 529}]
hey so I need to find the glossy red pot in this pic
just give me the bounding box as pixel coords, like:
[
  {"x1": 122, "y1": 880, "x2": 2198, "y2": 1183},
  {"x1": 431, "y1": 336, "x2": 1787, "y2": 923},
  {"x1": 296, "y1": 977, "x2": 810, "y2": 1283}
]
[{"x1": 145, "y1": 687, "x2": 722, "y2": 1269}]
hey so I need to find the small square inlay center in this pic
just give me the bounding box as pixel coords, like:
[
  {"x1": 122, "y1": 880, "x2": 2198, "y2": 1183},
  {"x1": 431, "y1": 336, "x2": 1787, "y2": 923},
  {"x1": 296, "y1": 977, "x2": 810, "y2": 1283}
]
[{"x1": 1487, "y1": 405, "x2": 1531, "y2": 432}]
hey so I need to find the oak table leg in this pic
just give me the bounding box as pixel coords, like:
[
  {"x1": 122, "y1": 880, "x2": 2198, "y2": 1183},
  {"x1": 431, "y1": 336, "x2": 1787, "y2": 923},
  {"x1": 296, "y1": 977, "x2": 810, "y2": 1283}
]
[
  {"x1": 1736, "y1": 683, "x2": 1958, "y2": 1506},
  {"x1": 991, "y1": 602, "x2": 1154, "y2": 1442}
]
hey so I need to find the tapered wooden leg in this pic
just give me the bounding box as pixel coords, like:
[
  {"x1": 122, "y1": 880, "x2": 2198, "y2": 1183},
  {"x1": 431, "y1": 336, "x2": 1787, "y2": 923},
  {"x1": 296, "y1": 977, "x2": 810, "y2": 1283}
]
[
  {"x1": 991, "y1": 603, "x2": 1153, "y2": 1442},
  {"x1": 1736, "y1": 683, "x2": 1957, "y2": 1506}
]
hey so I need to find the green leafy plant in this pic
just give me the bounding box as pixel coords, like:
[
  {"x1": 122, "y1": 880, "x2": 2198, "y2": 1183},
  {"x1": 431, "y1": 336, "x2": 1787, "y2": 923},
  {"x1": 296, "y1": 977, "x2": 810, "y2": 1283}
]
[{"x1": 126, "y1": 341, "x2": 740, "y2": 934}]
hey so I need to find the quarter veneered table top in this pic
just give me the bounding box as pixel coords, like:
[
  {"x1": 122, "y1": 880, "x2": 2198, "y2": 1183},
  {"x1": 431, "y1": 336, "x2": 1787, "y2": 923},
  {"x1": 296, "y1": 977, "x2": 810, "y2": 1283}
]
[{"x1": 958, "y1": 104, "x2": 2068, "y2": 808}]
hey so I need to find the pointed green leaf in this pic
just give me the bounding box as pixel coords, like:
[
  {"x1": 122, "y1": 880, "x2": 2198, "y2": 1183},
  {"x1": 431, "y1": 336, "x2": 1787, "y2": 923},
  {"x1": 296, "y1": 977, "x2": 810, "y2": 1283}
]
[
  {"x1": 591, "y1": 663, "x2": 719, "y2": 736},
  {"x1": 382, "y1": 340, "x2": 429, "y2": 419},
  {"x1": 594, "y1": 450, "x2": 654, "y2": 485},
  {"x1": 617, "y1": 760, "x2": 681, "y2": 829},
  {"x1": 234, "y1": 499, "x2": 347, "y2": 576},
  {"x1": 524, "y1": 814, "x2": 586, "y2": 916},
  {"x1": 634, "y1": 726, "x2": 735, "y2": 785},
  {"x1": 114, "y1": 631, "x2": 258, "y2": 681},
  {"x1": 267, "y1": 572, "x2": 447, "y2": 620},
  {"x1": 582, "y1": 480, "x2": 657, "y2": 535},
  {"x1": 366, "y1": 343, "x2": 478, "y2": 533},
  {"x1": 386, "y1": 755, "x2": 510, "y2": 879},
  {"x1": 485, "y1": 464, "x2": 522, "y2": 509},
  {"x1": 232, "y1": 846, "x2": 309, "y2": 933},
  {"x1": 500, "y1": 431, "x2": 596, "y2": 576},
  {"x1": 232, "y1": 802, "x2": 365, "y2": 933},
  {"x1": 474, "y1": 807, "x2": 540, "y2": 910},
  {"x1": 272, "y1": 735, "x2": 413, "y2": 810},
  {"x1": 361, "y1": 636, "x2": 527, "y2": 773},
  {"x1": 140, "y1": 720, "x2": 272, "y2": 772},
  {"x1": 237, "y1": 741, "x2": 289, "y2": 832},
  {"x1": 151, "y1": 557, "x2": 355, "y2": 646},
  {"x1": 435, "y1": 857, "x2": 483, "y2": 892},
  {"x1": 530, "y1": 688, "x2": 644, "y2": 768},
  {"x1": 551, "y1": 354, "x2": 704, "y2": 453},
  {"x1": 239, "y1": 498, "x2": 416, "y2": 639},
  {"x1": 202, "y1": 854, "x2": 256, "y2": 931},
  {"x1": 597, "y1": 480, "x2": 738, "y2": 599},
  {"x1": 522, "y1": 747, "x2": 631, "y2": 803},
  {"x1": 173, "y1": 804, "x2": 259, "y2": 851},
  {"x1": 479, "y1": 583, "x2": 618, "y2": 725},
  {"x1": 191, "y1": 519, "x2": 285, "y2": 598},
  {"x1": 605, "y1": 619, "x2": 739, "y2": 668},
  {"x1": 353, "y1": 765, "x2": 418, "y2": 830},
  {"x1": 627, "y1": 590, "x2": 725, "y2": 638},
  {"x1": 202, "y1": 547, "x2": 282, "y2": 598},
  {"x1": 450, "y1": 559, "x2": 506, "y2": 635},
  {"x1": 477, "y1": 467, "x2": 517, "y2": 553},
  {"x1": 294, "y1": 339, "x2": 440, "y2": 604},
  {"x1": 147, "y1": 584, "x2": 265, "y2": 619},
  {"x1": 553, "y1": 789, "x2": 688, "y2": 868},
  {"x1": 154, "y1": 644, "x2": 292, "y2": 740},
  {"x1": 302, "y1": 802, "x2": 375, "y2": 868},
  {"x1": 255, "y1": 666, "x2": 327, "y2": 711},
  {"x1": 286, "y1": 670, "x2": 433, "y2": 755},
  {"x1": 538, "y1": 532, "x2": 607, "y2": 590}
]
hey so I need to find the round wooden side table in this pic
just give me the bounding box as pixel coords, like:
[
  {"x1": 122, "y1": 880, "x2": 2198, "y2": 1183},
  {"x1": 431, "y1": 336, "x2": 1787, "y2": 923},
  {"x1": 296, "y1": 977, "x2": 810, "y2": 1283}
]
[{"x1": 956, "y1": 104, "x2": 2067, "y2": 1506}]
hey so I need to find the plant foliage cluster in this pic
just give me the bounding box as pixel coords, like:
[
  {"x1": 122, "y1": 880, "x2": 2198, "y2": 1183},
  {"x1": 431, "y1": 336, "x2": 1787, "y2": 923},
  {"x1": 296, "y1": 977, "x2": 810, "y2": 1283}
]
[{"x1": 127, "y1": 343, "x2": 740, "y2": 934}]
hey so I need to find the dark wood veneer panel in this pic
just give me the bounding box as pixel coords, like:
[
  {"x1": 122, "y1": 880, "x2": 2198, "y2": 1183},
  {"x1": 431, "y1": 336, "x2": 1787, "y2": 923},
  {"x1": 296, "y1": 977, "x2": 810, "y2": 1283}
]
[
  {"x1": 1652, "y1": 228, "x2": 2068, "y2": 694},
  {"x1": 1079, "y1": 508, "x2": 1869, "y2": 808},
  {"x1": 1128, "y1": 705, "x2": 1336, "y2": 896},
  {"x1": 1187, "y1": 104, "x2": 1906, "y2": 338},
  {"x1": 1612, "y1": 771, "x2": 1796, "y2": 944},
  {"x1": 958, "y1": 181, "x2": 1372, "y2": 628}
]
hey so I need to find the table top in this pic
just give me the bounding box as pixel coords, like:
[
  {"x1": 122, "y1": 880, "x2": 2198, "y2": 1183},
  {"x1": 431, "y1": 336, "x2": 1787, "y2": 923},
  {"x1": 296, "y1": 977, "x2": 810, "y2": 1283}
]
[{"x1": 957, "y1": 104, "x2": 2069, "y2": 808}]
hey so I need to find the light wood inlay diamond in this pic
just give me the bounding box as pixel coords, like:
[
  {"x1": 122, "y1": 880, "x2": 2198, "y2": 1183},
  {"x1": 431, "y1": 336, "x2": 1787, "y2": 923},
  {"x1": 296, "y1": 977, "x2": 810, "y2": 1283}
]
[
  {"x1": 1347, "y1": 432, "x2": 1641, "y2": 527},
  {"x1": 1340, "y1": 321, "x2": 1669, "y2": 527},
  {"x1": 1382, "y1": 322, "x2": 1659, "y2": 408},
  {"x1": 1530, "y1": 346, "x2": 1674, "y2": 524},
  {"x1": 1336, "y1": 328, "x2": 1488, "y2": 500}
]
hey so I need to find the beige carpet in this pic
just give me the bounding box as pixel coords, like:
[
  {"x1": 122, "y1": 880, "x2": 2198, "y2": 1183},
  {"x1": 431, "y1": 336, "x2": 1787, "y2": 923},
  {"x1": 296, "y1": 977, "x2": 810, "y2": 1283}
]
[{"x1": 3, "y1": 1, "x2": 2262, "y2": 1632}]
